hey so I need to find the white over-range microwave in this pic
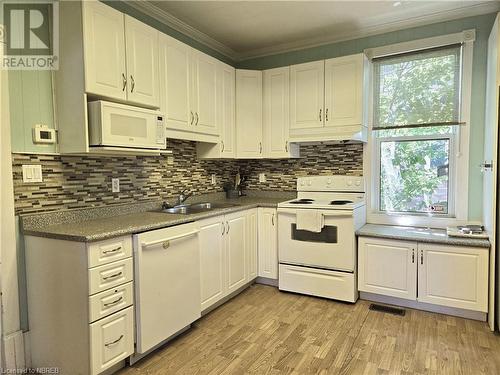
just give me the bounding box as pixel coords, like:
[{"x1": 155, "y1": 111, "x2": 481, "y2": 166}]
[{"x1": 88, "y1": 100, "x2": 166, "y2": 150}]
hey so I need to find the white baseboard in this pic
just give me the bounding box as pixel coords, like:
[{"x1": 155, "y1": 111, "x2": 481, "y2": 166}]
[
  {"x1": 360, "y1": 292, "x2": 487, "y2": 321},
  {"x1": 3, "y1": 330, "x2": 26, "y2": 370}
]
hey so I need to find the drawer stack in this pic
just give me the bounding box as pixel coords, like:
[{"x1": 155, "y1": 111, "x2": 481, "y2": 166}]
[
  {"x1": 87, "y1": 236, "x2": 135, "y2": 374},
  {"x1": 25, "y1": 234, "x2": 136, "y2": 375}
]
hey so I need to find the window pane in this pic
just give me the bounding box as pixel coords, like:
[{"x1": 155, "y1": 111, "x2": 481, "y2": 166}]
[
  {"x1": 374, "y1": 46, "x2": 461, "y2": 128},
  {"x1": 380, "y1": 139, "x2": 450, "y2": 214}
]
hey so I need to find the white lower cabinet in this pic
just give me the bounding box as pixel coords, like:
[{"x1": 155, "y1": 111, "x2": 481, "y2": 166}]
[
  {"x1": 25, "y1": 235, "x2": 135, "y2": 375},
  {"x1": 199, "y1": 209, "x2": 258, "y2": 311},
  {"x1": 258, "y1": 208, "x2": 278, "y2": 279},
  {"x1": 358, "y1": 236, "x2": 489, "y2": 312},
  {"x1": 418, "y1": 243, "x2": 489, "y2": 312},
  {"x1": 358, "y1": 237, "x2": 417, "y2": 300}
]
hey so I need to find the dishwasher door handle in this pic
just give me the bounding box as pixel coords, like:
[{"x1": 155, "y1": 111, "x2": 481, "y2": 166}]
[{"x1": 141, "y1": 230, "x2": 199, "y2": 248}]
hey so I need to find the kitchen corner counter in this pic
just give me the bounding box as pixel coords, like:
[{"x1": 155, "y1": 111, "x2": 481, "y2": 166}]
[
  {"x1": 21, "y1": 197, "x2": 287, "y2": 242},
  {"x1": 356, "y1": 224, "x2": 490, "y2": 249}
]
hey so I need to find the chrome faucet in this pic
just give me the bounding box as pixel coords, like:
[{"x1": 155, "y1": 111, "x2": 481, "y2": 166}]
[{"x1": 176, "y1": 189, "x2": 193, "y2": 206}]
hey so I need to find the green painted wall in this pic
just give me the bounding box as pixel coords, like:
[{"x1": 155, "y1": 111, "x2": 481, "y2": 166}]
[{"x1": 237, "y1": 13, "x2": 497, "y2": 221}]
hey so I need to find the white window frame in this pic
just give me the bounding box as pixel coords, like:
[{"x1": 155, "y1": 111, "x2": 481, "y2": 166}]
[{"x1": 364, "y1": 30, "x2": 475, "y2": 228}]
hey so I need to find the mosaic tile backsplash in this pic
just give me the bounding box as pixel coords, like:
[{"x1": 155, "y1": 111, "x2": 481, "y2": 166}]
[{"x1": 12, "y1": 140, "x2": 363, "y2": 215}]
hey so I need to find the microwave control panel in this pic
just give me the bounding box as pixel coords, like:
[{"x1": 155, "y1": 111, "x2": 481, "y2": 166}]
[{"x1": 156, "y1": 116, "x2": 165, "y2": 145}]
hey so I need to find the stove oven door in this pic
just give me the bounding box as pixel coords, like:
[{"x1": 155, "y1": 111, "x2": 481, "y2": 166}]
[{"x1": 278, "y1": 208, "x2": 355, "y2": 272}]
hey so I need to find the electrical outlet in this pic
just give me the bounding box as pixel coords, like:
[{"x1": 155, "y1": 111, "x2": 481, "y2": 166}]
[
  {"x1": 258, "y1": 173, "x2": 266, "y2": 183},
  {"x1": 111, "y1": 178, "x2": 120, "y2": 193},
  {"x1": 22, "y1": 165, "x2": 42, "y2": 183},
  {"x1": 211, "y1": 174, "x2": 216, "y2": 185}
]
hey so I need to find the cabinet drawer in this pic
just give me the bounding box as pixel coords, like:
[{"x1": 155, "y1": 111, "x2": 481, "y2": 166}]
[
  {"x1": 90, "y1": 307, "x2": 134, "y2": 375},
  {"x1": 89, "y1": 282, "x2": 133, "y2": 323},
  {"x1": 89, "y1": 258, "x2": 133, "y2": 295},
  {"x1": 87, "y1": 236, "x2": 132, "y2": 268},
  {"x1": 279, "y1": 264, "x2": 357, "y2": 302}
]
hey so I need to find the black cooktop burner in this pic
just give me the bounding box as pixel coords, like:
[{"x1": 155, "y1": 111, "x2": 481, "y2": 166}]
[
  {"x1": 289, "y1": 199, "x2": 315, "y2": 204},
  {"x1": 331, "y1": 200, "x2": 353, "y2": 205}
]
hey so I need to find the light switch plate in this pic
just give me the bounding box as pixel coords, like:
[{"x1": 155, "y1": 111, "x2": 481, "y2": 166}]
[{"x1": 22, "y1": 165, "x2": 42, "y2": 183}]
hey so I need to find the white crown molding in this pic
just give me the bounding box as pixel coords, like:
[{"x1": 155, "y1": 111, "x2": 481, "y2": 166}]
[
  {"x1": 238, "y1": 1, "x2": 500, "y2": 61},
  {"x1": 124, "y1": 0, "x2": 240, "y2": 61},
  {"x1": 124, "y1": 0, "x2": 500, "y2": 63}
]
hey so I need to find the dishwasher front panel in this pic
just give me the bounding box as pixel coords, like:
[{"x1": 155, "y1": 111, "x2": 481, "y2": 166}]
[{"x1": 134, "y1": 222, "x2": 201, "y2": 354}]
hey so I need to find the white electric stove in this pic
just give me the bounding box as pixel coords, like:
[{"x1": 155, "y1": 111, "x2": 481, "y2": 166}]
[{"x1": 277, "y1": 175, "x2": 366, "y2": 303}]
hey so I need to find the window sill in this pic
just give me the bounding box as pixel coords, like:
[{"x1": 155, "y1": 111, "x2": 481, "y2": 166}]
[{"x1": 366, "y1": 212, "x2": 479, "y2": 229}]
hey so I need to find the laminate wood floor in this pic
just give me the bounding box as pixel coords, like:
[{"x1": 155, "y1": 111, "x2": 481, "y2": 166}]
[{"x1": 118, "y1": 284, "x2": 500, "y2": 375}]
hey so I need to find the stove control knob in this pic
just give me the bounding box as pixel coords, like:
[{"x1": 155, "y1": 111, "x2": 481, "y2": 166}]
[
  {"x1": 308, "y1": 180, "x2": 312, "y2": 186},
  {"x1": 327, "y1": 178, "x2": 332, "y2": 185},
  {"x1": 355, "y1": 180, "x2": 361, "y2": 186},
  {"x1": 300, "y1": 181, "x2": 305, "y2": 186},
  {"x1": 347, "y1": 180, "x2": 353, "y2": 186}
]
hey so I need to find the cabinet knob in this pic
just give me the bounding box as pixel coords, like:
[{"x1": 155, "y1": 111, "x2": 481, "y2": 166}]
[
  {"x1": 130, "y1": 75, "x2": 135, "y2": 93},
  {"x1": 122, "y1": 73, "x2": 127, "y2": 91},
  {"x1": 319, "y1": 108, "x2": 322, "y2": 122},
  {"x1": 221, "y1": 141, "x2": 225, "y2": 152}
]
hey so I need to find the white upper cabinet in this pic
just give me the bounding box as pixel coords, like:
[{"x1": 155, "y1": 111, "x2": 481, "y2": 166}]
[
  {"x1": 83, "y1": 1, "x2": 127, "y2": 101},
  {"x1": 82, "y1": 1, "x2": 159, "y2": 108},
  {"x1": 159, "y1": 34, "x2": 191, "y2": 131},
  {"x1": 324, "y1": 54, "x2": 363, "y2": 128},
  {"x1": 290, "y1": 61, "x2": 325, "y2": 130},
  {"x1": 236, "y1": 69, "x2": 263, "y2": 158},
  {"x1": 289, "y1": 54, "x2": 368, "y2": 142},
  {"x1": 417, "y1": 243, "x2": 489, "y2": 312},
  {"x1": 263, "y1": 67, "x2": 299, "y2": 158},
  {"x1": 124, "y1": 16, "x2": 160, "y2": 107},
  {"x1": 191, "y1": 52, "x2": 218, "y2": 136}
]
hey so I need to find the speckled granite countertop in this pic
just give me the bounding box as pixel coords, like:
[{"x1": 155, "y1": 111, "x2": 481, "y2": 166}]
[
  {"x1": 22, "y1": 196, "x2": 289, "y2": 242},
  {"x1": 357, "y1": 224, "x2": 490, "y2": 249}
]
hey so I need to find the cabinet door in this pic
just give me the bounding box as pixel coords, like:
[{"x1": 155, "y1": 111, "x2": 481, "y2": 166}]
[
  {"x1": 160, "y1": 34, "x2": 192, "y2": 131},
  {"x1": 358, "y1": 237, "x2": 417, "y2": 300},
  {"x1": 263, "y1": 67, "x2": 291, "y2": 158},
  {"x1": 258, "y1": 208, "x2": 278, "y2": 279},
  {"x1": 226, "y1": 211, "x2": 247, "y2": 294},
  {"x1": 192, "y1": 52, "x2": 218, "y2": 135},
  {"x1": 418, "y1": 243, "x2": 489, "y2": 312},
  {"x1": 236, "y1": 69, "x2": 263, "y2": 158},
  {"x1": 125, "y1": 16, "x2": 159, "y2": 107},
  {"x1": 198, "y1": 216, "x2": 226, "y2": 311},
  {"x1": 290, "y1": 61, "x2": 324, "y2": 130},
  {"x1": 220, "y1": 64, "x2": 236, "y2": 157},
  {"x1": 83, "y1": 1, "x2": 127, "y2": 100},
  {"x1": 324, "y1": 54, "x2": 363, "y2": 127},
  {"x1": 246, "y1": 209, "x2": 258, "y2": 280}
]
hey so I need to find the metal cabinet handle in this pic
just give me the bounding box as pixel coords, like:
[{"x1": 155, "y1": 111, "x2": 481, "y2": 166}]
[
  {"x1": 222, "y1": 223, "x2": 225, "y2": 236},
  {"x1": 103, "y1": 296, "x2": 123, "y2": 307},
  {"x1": 221, "y1": 141, "x2": 225, "y2": 152},
  {"x1": 319, "y1": 109, "x2": 322, "y2": 121},
  {"x1": 195, "y1": 112, "x2": 199, "y2": 125},
  {"x1": 130, "y1": 75, "x2": 135, "y2": 93},
  {"x1": 190, "y1": 111, "x2": 194, "y2": 125},
  {"x1": 285, "y1": 142, "x2": 288, "y2": 152},
  {"x1": 272, "y1": 214, "x2": 274, "y2": 226},
  {"x1": 226, "y1": 221, "x2": 230, "y2": 234},
  {"x1": 325, "y1": 108, "x2": 329, "y2": 122},
  {"x1": 103, "y1": 246, "x2": 122, "y2": 254},
  {"x1": 122, "y1": 73, "x2": 127, "y2": 91},
  {"x1": 105, "y1": 334, "x2": 124, "y2": 347},
  {"x1": 411, "y1": 249, "x2": 415, "y2": 263},
  {"x1": 420, "y1": 250, "x2": 423, "y2": 265},
  {"x1": 102, "y1": 271, "x2": 123, "y2": 281},
  {"x1": 259, "y1": 142, "x2": 262, "y2": 154}
]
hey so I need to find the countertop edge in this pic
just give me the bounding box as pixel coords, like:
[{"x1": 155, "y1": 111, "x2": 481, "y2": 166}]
[
  {"x1": 22, "y1": 201, "x2": 277, "y2": 242},
  {"x1": 356, "y1": 226, "x2": 490, "y2": 249}
]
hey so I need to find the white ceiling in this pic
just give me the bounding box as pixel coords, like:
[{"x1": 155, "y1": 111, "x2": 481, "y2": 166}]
[{"x1": 135, "y1": 1, "x2": 500, "y2": 60}]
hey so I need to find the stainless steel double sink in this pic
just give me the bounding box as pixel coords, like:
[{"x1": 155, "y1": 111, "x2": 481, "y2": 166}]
[{"x1": 157, "y1": 202, "x2": 239, "y2": 215}]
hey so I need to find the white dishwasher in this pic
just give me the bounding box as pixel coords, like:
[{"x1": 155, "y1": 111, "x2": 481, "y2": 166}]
[{"x1": 133, "y1": 222, "x2": 200, "y2": 354}]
